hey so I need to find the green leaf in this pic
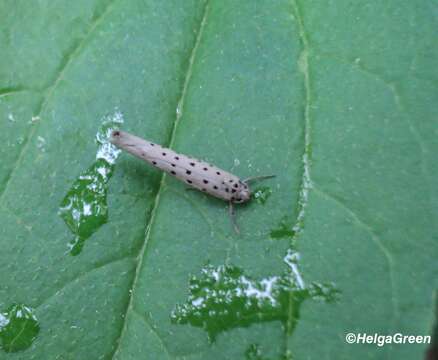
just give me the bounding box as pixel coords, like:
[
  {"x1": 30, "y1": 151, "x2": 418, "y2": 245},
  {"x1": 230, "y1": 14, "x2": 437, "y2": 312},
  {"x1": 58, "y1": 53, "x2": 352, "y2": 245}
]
[{"x1": 0, "y1": 1, "x2": 436, "y2": 359}]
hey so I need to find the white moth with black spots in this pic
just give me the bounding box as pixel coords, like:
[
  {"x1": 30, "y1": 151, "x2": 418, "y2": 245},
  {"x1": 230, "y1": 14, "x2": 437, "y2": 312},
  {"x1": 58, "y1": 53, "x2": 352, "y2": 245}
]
[{"x1": 110, "y1": 130, "x2": 274, "y2": 233}]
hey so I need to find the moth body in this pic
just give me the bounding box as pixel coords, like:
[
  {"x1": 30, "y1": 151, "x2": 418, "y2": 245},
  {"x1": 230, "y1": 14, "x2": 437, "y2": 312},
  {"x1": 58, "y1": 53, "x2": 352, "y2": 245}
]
[{"x1": 110, "y1": 130, "x2": 251, "y2": 203}]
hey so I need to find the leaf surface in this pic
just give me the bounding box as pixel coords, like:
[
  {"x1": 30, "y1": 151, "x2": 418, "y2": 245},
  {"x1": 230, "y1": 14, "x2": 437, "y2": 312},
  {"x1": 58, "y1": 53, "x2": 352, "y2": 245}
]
[{"x1": 0, "y1": 1, "x2": 436, "y2": 359}]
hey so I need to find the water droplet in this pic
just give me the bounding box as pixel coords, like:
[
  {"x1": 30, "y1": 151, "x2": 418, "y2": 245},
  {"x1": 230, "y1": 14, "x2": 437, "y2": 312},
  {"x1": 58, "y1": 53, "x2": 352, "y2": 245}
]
[
  {"x1": 251, "y1": 186, "x2": 272, "y2": 205},
  {"x1": 95, "y1": 110, "x2": 124, "y2": 164},
  {"x1": 176, "y1": 104, "x2": 182, "y2": 117},
  {"x1": 270, "y1": 217, "x2": 295, "y2": 239},
  {"x1": 0, "y1": 304, "x2": 40, "y2": 352},
  {"x1": 245, "y1": 344, "x2": 263, "y2": 360},
  {"x1": 59, "y1": 110, "x2": 124, "y2": 255},
  {"x1": 31, "y1": 116, "x2": 40, "y2": 123},
  {"x1": 245, "y1": 343, "x2": 293, "y2": 360},
  {"x1": 171, "y1": 248, "x2": 339, "y2": 342},
  {"x1": 7, "y1": 113, "x2": 15, "y2": 122},
  {"x1": 36, "y1": 136, "x2": 46, "y2": 152},
  {"x1": 234, "y1": 158, "x2": 240, "y2": 167}
]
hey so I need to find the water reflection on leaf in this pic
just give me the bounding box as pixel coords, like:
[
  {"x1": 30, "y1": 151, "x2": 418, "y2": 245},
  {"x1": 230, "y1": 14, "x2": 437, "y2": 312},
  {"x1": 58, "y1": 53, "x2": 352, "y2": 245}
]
[
  {"x1": 0, "y1": 304, "x2": 40, "y2": 353},
  {"x1": 171, "y1": 248, "x2": 339, "y2": 342},
  {"x1": 58, "y1": 111, "x2": 123, "y2": 255}
]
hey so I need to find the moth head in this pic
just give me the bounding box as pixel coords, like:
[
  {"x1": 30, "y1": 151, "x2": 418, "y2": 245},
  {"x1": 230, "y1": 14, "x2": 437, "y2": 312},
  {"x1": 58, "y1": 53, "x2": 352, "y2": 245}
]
[
  {"x1": 110, "y1": 130, "x2": 133, "y2": 149},
  {"x1": 110, "y1": 130, "x2": 123, "y2": 142},
  {"x1": 233, "y1": 182, "x2": 251, "y2": 204}
]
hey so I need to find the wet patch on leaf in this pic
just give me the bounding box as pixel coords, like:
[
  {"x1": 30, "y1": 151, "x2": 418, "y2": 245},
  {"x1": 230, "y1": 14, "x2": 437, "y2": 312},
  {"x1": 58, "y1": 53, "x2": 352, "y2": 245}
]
[
  {"x1": 0, "y1": 304, "x2": 40, "y2": 353},
  {"x1": 171, "y1": 248, "x2": 339, "y2": 342},
  {"x1": 270, "y1": 217, "x2": 295, "y2": 239},
  {"x1": 59, "y1": 111, "x2": 123, "y2": 255},
  {"x1": 245, "y1": 343, "x2": 292, "y2": 360},
  {"x1": 251, "y1": 186, "x2": 272, "y2": 205}
]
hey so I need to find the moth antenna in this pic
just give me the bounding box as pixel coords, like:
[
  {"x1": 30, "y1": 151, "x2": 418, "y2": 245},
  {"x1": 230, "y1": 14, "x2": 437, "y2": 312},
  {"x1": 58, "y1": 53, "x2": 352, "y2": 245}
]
[
  {"x1": 242, "y1": 175, "x2": 276, "y2": 185},
  {"x1": 229, "y1": 201, "x2": 240, "y2": 234}
]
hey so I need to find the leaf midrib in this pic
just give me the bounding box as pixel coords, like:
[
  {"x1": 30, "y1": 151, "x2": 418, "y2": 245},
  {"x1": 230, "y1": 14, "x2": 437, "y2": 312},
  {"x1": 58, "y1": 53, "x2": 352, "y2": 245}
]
[{"x1": 109, "y1": 1, "x2": 211, "y2": 358}]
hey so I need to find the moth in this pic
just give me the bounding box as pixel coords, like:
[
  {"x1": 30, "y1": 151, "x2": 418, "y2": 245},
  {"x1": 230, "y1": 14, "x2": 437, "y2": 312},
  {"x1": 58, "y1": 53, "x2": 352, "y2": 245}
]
[{"x1": 110, "y1": 130, "x2": 274, "y2": 233}]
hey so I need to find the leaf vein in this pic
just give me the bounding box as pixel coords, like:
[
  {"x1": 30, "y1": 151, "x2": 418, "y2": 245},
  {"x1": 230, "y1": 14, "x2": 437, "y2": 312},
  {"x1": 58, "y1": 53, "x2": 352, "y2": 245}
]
[
  {"x1": 0, "y1": 0, "x2": 117, "y2": 204},
  {"x1": 35, "y1": 254, "x2": 135, "y2": 309},
  {"x1": 285, "y1": 0, "x2": 313, "y2": 350},
  {"x1": 313, "y1": 184, "x2": 399, "y2": 322},
  {"x1": 109, "y1": 1, "x2": 210, "y2": 358},
  {"x1": 315, "y1": 52, "x2": 429, "y2": 179},
  {"x1": 132, "y1": 308, "x2": 173, "y2": 360}
]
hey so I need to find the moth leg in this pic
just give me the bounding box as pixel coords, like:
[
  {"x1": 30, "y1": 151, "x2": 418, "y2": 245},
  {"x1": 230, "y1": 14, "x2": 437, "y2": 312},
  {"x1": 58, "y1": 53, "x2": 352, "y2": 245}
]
[
  {"x1": 229, "y1": 201, "x2": 240, "y2": 234},
  {"x1": 242, "y1": 175, "x2": 276, "y2": 184}
]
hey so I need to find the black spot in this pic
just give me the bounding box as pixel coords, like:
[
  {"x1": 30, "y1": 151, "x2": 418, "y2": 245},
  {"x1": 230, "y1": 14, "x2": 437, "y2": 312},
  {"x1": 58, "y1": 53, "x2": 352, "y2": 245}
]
[
  {"x1": 141, "y1": 152, "x2": 145, "y2": 156},
  {"x1": 213, "y1": 185, "x2": 218, "y2": 190},
  {"x1": 203, "y1": 167, "x2": 208, "y2": 171},
  {"x1": 230, "y1": 196, "x2": 235, "y2": 201},
  {"x1": 171, "y1": 171, "x2": 176, "y2": 175},
  {"x1": 186, "y1": 170, "x2": 191, "y2": 175},
  {"x1": 203, "y1": 180, "x2": 209, "y2": 184},
  {"x1": 216, "y1": 171, "x2": 221, "y2": 175},
  {"x1": 150, "y1": 143, "x2": 155, "y2": 146},
  {"x1": 229, "y1": 179, "x2": 233, "y2": 183},
  {"x1": 186, "y1": 179, "x2": 192, "y2": 184},
  {"x1": 222, "y1": 181, "x2": 225, "y2": 185},
  {"x1": 225, "y1": 188, "x2": 229, "y2": 193},
  {"x1": 190, "y1": 162, "x2": 195, "y2": 167},
  {"x1": 113, "y1": 130, "x2": 120, "y2": 137},
  {"x1": 152, "y1": 161, "x2": 157, "y2": 165},
  {"x1": 202, "y1": 188, "x2": 206, "y2": 192},
  {"x1": 171, "y1": 163, "x2": 176, "y2": 167},
  {"x1": 162, "y1": 152, "x2": 166, "y2": 156},
  {"x1": 231, "y1": 189, "x2": 236, "y2": 193},
  {"x1": 175, "y1": 156, "x2": 179, "y2": 160},
  {"x1": 234, "y1": 183, "x2": 238, "y2": 188}
]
